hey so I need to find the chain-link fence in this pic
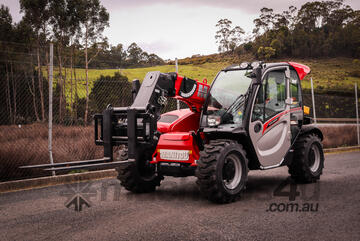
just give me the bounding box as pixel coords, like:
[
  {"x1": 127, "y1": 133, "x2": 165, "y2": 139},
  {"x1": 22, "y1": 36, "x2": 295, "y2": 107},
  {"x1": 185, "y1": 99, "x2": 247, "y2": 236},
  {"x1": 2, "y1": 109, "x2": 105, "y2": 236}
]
[
  {"x1": 0, "y1": 42, "x2": 359, "y2": 181},
  {"x1": 302, "y1": 90, "x2": 360, "y2": 149},
  {"x1": 0, "y1": 42, "x2": 187, "y2": 181}
]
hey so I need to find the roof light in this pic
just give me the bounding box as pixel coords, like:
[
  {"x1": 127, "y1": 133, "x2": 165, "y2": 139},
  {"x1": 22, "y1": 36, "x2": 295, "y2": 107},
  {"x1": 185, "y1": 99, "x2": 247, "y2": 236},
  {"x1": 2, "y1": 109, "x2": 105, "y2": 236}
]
[
  {"x1": 251, "y1": 61, "x2": 261, "y2": 69},
  {"x1": 240, "y1": 62, "x2": 249, "y2": 69}
]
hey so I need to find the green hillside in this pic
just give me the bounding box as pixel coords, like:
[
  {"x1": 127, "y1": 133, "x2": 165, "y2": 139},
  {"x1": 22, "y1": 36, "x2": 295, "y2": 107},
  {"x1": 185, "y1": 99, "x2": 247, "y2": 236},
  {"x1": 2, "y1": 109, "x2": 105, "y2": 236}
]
[
  {"x1": 286, "y1": 58, "x2": 360, "y2": 91},
  {"x1": 48, "y1": 62, "x2": 230, "y2": 100},
  {"x1": 49, "y1": 57, "x2": 360, "y2": 101}
]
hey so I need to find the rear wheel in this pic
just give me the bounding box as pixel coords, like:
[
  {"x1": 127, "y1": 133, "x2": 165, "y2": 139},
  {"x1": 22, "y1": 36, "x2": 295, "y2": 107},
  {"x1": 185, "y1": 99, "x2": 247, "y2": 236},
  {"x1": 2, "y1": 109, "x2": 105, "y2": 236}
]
[
  {"x1": 116, "y1": 147, "x2": 162, "y2": 193},
  {"x1": 288, "y1": 133, "x2": 324, "y2": 183},
  {"x1": 196, "y1": 140, "x2": 249, "y2": 203}
]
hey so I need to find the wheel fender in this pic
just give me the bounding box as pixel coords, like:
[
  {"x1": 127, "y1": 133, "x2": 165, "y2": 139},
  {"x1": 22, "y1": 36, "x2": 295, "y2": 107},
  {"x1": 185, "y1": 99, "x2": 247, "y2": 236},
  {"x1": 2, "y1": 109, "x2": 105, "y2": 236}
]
[{"x1": 300, "y1": 124, "x2": 323, "y2": 141}]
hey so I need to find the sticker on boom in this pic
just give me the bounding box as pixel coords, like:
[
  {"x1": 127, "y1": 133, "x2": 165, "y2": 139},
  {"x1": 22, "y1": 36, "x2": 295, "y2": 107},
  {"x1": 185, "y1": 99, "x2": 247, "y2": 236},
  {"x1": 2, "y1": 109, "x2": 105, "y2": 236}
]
[
  {"x1": 160, "y1": 149, "x2": 189, "y2": 161},
  {"x1": 180, "y1": 84, "x2": 197, "y2": 98},
  {"x1": 268, "y1": 116, "x2": 280, "y2": 128}
]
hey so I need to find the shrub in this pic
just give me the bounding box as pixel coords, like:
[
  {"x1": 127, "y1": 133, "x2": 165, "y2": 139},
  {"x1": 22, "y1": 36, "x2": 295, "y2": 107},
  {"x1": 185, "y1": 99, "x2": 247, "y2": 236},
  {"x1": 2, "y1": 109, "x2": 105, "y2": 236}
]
[{"x1": 257, "y1": 46, "x2": 276, "y2": 60}]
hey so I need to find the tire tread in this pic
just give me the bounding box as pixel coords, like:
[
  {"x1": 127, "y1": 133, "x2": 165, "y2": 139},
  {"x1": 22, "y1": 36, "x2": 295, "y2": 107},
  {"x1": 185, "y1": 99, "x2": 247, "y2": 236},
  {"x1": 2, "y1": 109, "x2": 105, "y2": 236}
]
[
  {"x1": 116, "y1": 148, "x2": 161, "y2": 193},
  {"x1": 196, "y1": 139, "x2": 248, "y2": 203},
  {"x1": 288, "y1": 133, "x2": 324, "y2": 183}
]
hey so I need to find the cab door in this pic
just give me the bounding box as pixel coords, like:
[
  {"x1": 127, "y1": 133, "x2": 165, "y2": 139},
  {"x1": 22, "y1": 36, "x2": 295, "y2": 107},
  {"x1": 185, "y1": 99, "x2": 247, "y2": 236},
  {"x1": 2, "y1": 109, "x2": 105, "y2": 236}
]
[{"x1": 249, "y1": 67, "x2": 292, "y2": 168}]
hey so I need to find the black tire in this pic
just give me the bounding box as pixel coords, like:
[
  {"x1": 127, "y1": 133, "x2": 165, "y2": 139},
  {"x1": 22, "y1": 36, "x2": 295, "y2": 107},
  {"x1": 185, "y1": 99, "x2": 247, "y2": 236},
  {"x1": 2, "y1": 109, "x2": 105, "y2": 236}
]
[
  {"x1": 115, "y1": 147, "x2": 162, "y2": 193},
  {"x1": 288, "y1": 133, "x2": 324, "y2": 183},
  {"x1": 195, "y1": 140, "x2": 249, "y2": 203}
]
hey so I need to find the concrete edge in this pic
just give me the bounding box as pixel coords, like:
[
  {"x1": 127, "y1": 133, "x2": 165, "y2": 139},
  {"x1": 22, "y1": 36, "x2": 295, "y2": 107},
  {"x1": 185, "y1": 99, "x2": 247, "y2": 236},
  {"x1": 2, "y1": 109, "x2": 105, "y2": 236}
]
[
  {"x1": 324, "y1": 145, "x2": 360, "y2": 153},
  {"x1": 1, "y1": 146, "x2": 359, "y2": 194},
  {"x1": 0, "y1": 169, "x2": 117, "y2": 194}
]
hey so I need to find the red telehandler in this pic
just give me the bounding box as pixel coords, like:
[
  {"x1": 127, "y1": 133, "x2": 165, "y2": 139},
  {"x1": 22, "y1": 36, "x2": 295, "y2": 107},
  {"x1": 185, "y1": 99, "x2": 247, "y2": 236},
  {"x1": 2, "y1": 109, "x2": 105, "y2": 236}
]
[{"x1": 23, "y1": 62, "x2": 324, "y2": 203}]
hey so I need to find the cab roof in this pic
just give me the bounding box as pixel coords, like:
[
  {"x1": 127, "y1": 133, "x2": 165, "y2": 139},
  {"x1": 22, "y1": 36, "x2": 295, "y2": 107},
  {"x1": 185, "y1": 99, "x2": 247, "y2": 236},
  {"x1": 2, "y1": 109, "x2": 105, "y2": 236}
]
[{"x1": 223, "y1": 61, "x2": 311, "y2": 81}]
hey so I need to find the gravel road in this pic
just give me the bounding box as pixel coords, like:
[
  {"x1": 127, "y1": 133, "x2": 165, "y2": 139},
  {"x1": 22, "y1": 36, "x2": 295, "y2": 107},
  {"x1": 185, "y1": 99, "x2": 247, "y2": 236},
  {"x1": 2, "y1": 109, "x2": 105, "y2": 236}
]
[{"x1": 1, "y1": 151, "x2": 359, "y2": 241}]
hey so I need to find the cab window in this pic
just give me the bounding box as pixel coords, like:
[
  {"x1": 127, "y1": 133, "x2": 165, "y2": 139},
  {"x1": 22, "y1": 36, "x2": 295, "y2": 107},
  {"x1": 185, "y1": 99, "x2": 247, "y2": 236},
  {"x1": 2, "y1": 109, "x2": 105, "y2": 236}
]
[
  {"x1": 252, "y1": 70, "x2": 287, "y2": 122},
  {"x1": 290, "y1": 70, "x2": 301, "y2": 108}
]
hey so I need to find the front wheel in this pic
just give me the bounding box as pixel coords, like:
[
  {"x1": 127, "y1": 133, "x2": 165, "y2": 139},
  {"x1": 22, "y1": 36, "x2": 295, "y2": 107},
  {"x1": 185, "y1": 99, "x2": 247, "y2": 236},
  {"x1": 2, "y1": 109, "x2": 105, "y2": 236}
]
[
  {"x1": 116, "y1": 147, "x2": 162, "y2": 193},
  {"x1": 195, "y1": 140, "x2": 249, "y2": 203}
]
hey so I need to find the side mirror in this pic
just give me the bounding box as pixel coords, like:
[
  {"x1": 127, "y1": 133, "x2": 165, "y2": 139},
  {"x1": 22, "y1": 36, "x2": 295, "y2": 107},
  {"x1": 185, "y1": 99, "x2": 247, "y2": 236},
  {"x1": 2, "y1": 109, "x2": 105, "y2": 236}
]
[{"x1": 285, "y1": 97, "x2": 293, "y2": 105}]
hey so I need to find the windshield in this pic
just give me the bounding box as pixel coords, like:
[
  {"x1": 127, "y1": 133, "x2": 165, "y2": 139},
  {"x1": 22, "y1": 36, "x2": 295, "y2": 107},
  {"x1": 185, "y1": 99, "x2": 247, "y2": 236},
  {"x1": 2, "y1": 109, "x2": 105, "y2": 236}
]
[{"x1": 206, "y1": 69, "x2": 253, "y2": 125}]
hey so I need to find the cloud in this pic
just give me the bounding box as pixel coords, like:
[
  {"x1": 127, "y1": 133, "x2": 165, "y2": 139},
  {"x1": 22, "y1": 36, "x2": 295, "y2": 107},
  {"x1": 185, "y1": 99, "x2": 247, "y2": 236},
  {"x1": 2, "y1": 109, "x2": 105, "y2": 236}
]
[
  {"x1": 4, "y1": 0, "x2": 359, "y2": 24},
  {"x1": 1, "y1": 0, "x2": 22, "y2": 22},
  {"x1": 137, "y1": 41, "x2": 175, "y2": 55},
  {"x1": 101, "y1": 0, "x2": 360, "y2": 14}
]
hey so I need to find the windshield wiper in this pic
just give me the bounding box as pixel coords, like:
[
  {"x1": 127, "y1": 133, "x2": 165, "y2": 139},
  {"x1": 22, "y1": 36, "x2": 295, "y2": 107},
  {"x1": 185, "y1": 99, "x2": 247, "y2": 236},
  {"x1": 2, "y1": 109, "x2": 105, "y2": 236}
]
[{"x1": 220, "y1": 93, "x2": 247, "y2": 122}]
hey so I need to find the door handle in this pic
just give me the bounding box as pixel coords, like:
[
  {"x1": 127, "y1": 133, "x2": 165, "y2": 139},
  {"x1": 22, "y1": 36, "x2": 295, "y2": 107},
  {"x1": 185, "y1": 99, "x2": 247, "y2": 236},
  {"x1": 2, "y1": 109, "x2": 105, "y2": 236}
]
[{"x1": 254, "y1": 123, "x2": 262, "y2": 133}]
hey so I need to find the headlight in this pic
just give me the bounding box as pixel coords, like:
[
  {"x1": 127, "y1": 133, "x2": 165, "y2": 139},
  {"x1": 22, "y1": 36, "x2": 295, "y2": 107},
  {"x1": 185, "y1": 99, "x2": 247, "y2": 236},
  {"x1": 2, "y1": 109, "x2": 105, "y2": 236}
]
[
  {"x1": 207, "y1": 115, "x2": 221, "y2": 127},
  {"x1": 145, "y1": 122, "x2": 150, "y2": 136},
  {"x1": 117, "y1": 118, "x2": 127, "y2": 124}
]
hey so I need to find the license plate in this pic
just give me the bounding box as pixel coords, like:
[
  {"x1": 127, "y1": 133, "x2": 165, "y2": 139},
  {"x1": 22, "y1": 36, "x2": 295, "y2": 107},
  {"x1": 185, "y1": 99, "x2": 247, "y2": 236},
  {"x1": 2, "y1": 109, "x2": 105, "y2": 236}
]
[
  {"x1": 159, "y1": 149, "x2": 189, "y2": 161},
  {"x1": 160, "y1": 162, "x2": 181, "y2": 167}
]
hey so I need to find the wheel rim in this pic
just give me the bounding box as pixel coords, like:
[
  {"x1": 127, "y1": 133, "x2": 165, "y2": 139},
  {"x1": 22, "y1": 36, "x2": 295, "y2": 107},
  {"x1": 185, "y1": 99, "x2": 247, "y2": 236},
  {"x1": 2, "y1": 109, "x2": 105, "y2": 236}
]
[
  {"x1": 223, "y1": 153, "x2": 242, "y2": 190},
  {"x1": 309, "y1": 143, "x2": 321, "y2": 172}
]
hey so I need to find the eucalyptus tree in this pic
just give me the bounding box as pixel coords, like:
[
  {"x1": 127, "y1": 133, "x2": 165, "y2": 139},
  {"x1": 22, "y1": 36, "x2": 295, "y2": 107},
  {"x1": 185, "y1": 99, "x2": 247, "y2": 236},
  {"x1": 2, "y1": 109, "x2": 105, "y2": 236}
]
[
  {"x1": 49, "y1": 0, "x2": 81, "y2": 122},
  {"x1": 76, "y1": 0, "x2": 109, "y2": 124},
  {"x1": 253, "y1": 8, "x2": 275, "y2": 37},
  {"x1": 215, "y1": 19, "x2": 244, "y2": 53},
  {"x1": 0, "y1": 5, "x2": 14, "y2": 124},
  {"x1": 127, "y1": 42, "x2": 143, "y2": 66},
  {"x1": 20, "y1": 0, "x2": 50, "y2": 121}
]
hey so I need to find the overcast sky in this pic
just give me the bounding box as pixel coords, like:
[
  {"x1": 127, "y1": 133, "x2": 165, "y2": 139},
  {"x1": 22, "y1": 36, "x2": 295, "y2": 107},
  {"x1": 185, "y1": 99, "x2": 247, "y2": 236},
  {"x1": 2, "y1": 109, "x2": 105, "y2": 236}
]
[{"x1": 2, "y1": 0, "x2": 360, "y2": 60}]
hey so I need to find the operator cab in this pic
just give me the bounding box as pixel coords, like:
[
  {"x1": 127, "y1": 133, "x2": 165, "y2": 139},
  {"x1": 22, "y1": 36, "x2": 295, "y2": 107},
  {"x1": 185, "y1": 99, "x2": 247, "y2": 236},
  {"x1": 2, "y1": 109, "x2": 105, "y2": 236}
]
[{"x1": 202, "y1": 61, "x2": 309, "y2": 169}]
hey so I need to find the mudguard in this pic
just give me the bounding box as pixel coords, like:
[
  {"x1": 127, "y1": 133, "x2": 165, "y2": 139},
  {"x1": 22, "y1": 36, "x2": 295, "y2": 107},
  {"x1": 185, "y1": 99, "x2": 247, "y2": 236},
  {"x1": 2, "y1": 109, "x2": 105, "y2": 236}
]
[{"x1": 300, "y1": 124, "x2": 324, "y2": 140}]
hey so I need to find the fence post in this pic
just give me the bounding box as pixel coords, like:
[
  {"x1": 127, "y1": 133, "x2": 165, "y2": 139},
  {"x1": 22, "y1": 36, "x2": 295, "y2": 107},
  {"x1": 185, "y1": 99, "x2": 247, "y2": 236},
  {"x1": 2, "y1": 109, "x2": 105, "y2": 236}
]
[
  {"x1": 311, "y1": 77, "x2": 317, "y2": 124},
  {"x1": 175, "y1": 58, "x2": 180, "y2": 110},
  {"x1": 49, "y1": 43, "x2": 55, "y2": 176},
  {"x1": 355, "y1": 82, "x2": 359, "y2": 146}
]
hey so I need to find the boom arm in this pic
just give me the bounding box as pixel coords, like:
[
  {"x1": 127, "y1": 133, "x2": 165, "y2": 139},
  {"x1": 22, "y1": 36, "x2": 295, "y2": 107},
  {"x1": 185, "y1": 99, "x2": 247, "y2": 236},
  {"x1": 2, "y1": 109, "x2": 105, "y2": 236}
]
[{"x1": 131, "y1": 71, "x2": 209, "y2": 118}]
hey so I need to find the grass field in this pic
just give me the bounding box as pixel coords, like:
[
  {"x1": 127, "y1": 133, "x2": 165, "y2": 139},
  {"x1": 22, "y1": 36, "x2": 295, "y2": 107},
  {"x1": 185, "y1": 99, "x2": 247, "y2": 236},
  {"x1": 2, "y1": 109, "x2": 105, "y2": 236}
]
[
  {"x1": 48, "y1": 62, "x2": 230, "y2": 100},
  {"x1": 48, "y1": 57, "x2": 360, "y2": 102},
  {"x1": 286, "y1": 58, "x2": 360, "y2": 91}
]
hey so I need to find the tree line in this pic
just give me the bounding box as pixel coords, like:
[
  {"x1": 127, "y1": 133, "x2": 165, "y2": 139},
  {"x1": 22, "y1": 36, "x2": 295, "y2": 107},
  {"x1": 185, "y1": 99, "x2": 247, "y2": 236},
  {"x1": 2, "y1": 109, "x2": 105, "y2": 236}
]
[
  {"x1": 215, "y1": 0, "x2": 360, "y2": 59},
  {"x1": 0, "y1": 0, "x2": 164, "y2": 125}
]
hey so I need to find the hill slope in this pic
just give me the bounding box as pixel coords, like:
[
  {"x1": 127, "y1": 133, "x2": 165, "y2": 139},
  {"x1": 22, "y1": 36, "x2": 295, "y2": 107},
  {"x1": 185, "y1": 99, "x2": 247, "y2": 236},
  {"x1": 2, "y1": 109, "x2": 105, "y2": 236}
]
[{"x1": 50, "y1": 57, "x2": 360, "y2": 101}]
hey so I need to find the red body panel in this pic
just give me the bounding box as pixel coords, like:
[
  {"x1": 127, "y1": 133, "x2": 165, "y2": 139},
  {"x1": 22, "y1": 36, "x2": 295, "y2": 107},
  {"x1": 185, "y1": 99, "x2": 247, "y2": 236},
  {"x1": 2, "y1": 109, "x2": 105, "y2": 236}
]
[
  {"x1": 157, "y1": 109, "x2": 200, "y2": 133},
  {"x1": 151, "y1": 132, "x2": 200, "y2": 166},
  {"x1": 153, "y1": 109, "x2": 202, "y2": 166}
]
